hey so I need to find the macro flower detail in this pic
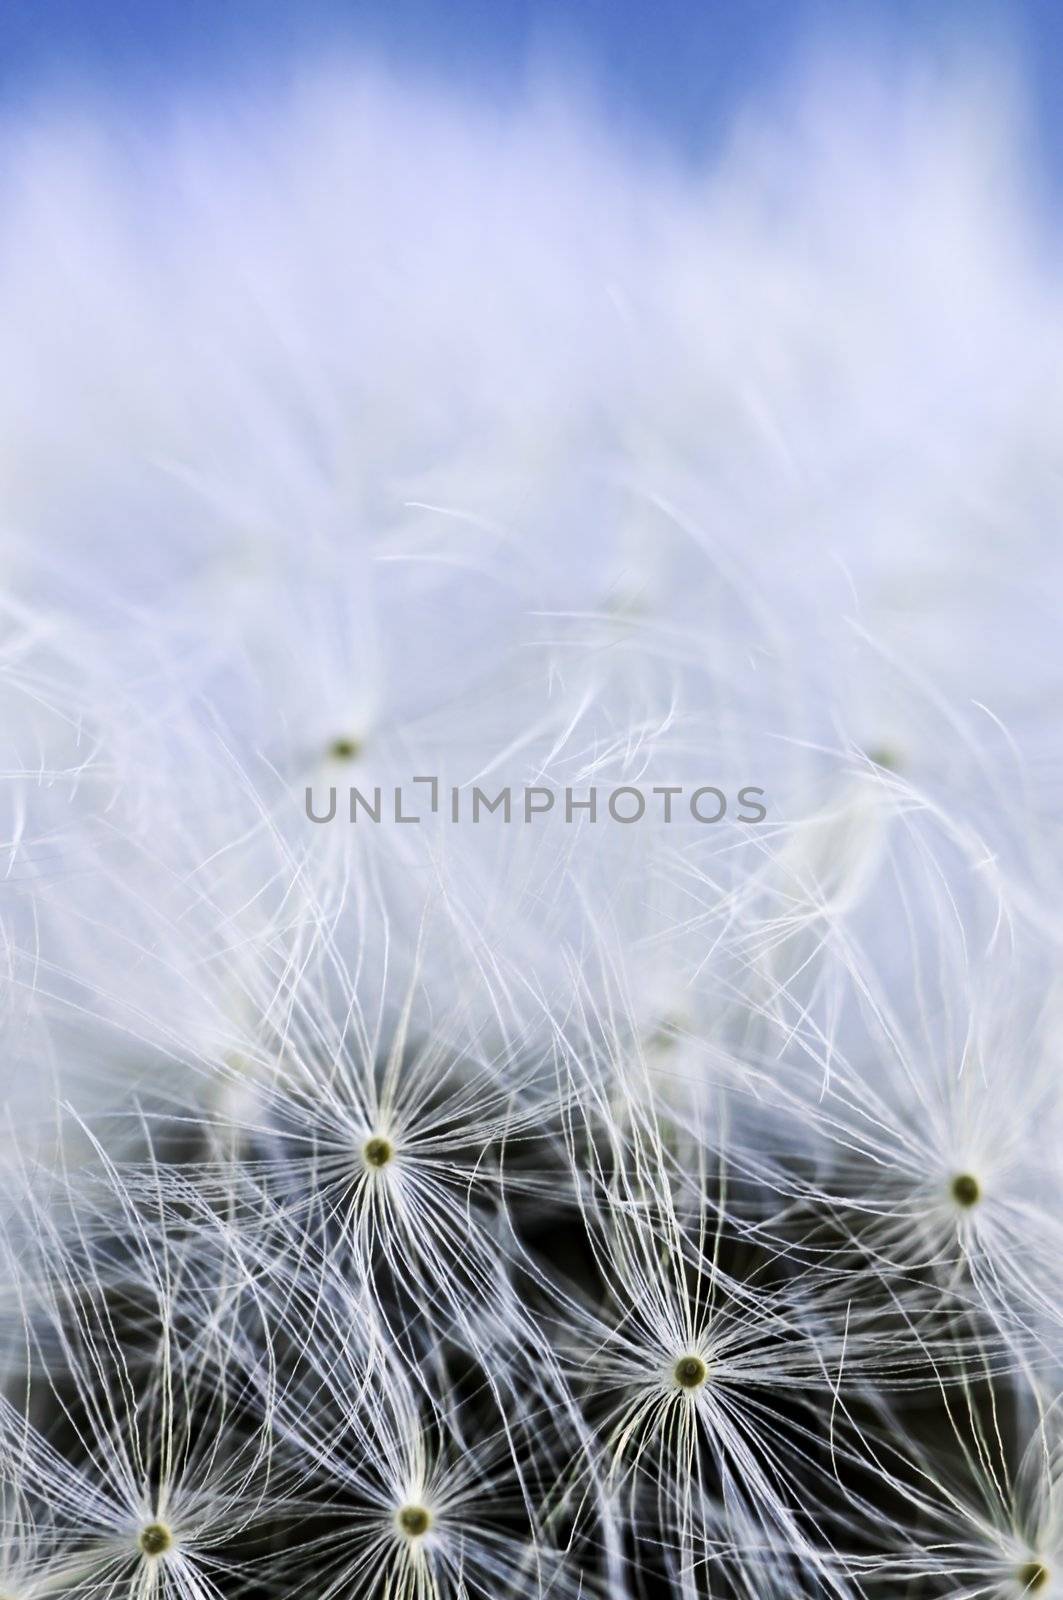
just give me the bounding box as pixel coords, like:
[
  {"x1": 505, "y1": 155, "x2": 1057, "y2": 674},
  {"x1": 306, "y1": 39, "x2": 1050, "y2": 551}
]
[{"x1": 2, "y1": 14, "x2": 1062, "y2": 1600}]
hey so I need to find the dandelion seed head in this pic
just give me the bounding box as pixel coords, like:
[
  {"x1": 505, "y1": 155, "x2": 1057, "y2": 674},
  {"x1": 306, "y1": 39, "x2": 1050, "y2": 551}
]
[
  {"x1": 363, "y1": 1134, "x2": 395, "y2": 1169},
  {"x1": 138, "y1": 1523, "x2": 173, "y2": 1558},
  {"x1": 673, "y1": 1353, "x2": 707, "y2": 1390},
  {"x1": 4, "y1": 46, "x2": 1062, "y2": 1600},
  {"x1": 396, "y1": 1504, "x2": 431, "y2": 1539}
]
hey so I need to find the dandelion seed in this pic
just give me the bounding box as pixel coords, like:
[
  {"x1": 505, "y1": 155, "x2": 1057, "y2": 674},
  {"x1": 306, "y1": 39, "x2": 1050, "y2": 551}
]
[
  {"x1": 1018, "y1": 1562, "x2": 1050, "y2": 1593},
  {"x1": 328, "y1": 736, "x2": 361, "y2": 761},
  {"x1": 673, "y1": 1354, "x2": 707, "y2": 1390},
  {"x1": 363, "y1": 1134, "x2": 395, "y2": 1168},
  {"x1": 138, "y1": 1522, "x2": 173, "y2": 1558},
  {"x1": 396, "y1": 1504, "x2": 432, "y2": 1539},
  {"x1": 951, "y1": 1172, "x2": 981, "y2": 1208}
]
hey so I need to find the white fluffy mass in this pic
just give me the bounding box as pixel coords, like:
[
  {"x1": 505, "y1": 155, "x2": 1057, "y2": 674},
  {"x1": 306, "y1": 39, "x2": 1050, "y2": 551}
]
[{"x1": 1, "y1": 44, "x2": 1062, "y2": 1600}]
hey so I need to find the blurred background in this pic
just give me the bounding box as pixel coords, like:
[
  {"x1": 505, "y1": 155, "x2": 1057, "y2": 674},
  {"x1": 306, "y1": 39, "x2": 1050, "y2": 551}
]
[
  {"x1": 2, "y1": 0, "x2": 1061, "y2": 194},
  {"x1": 2, "y1": 0, "x2": 1061, "y2": 994}
]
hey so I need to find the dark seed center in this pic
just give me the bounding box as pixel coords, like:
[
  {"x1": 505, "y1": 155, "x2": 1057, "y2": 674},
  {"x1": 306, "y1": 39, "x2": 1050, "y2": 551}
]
[
  {"x1": 328, "y1": 737, "x2": 361, "y2": 761},
  {"x1": 1018, "y1": 1562, "x2": 1050, "y2": 1593},
  {"x1": 674, "y1": 1354, "x2": 707, "y2": 1389},
  {"x1": 951, "y1": 1172, "x2": 981, "y2": 1208},
  {"x1": 138, "y1": 1523, "x2": 172, "y2": 1557},
  {"x1": 397, "y1": 1505, "x2": 431, "y2": 1538},
  {"x1": 363, "y1": 1136, "x2": 394, "y2": 1169}
]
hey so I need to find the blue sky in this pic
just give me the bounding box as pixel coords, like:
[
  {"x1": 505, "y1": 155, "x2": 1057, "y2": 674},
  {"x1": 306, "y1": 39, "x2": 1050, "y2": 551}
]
[{"x1": 2, "y1": 1, "x2": 1062, "y2": 185}]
